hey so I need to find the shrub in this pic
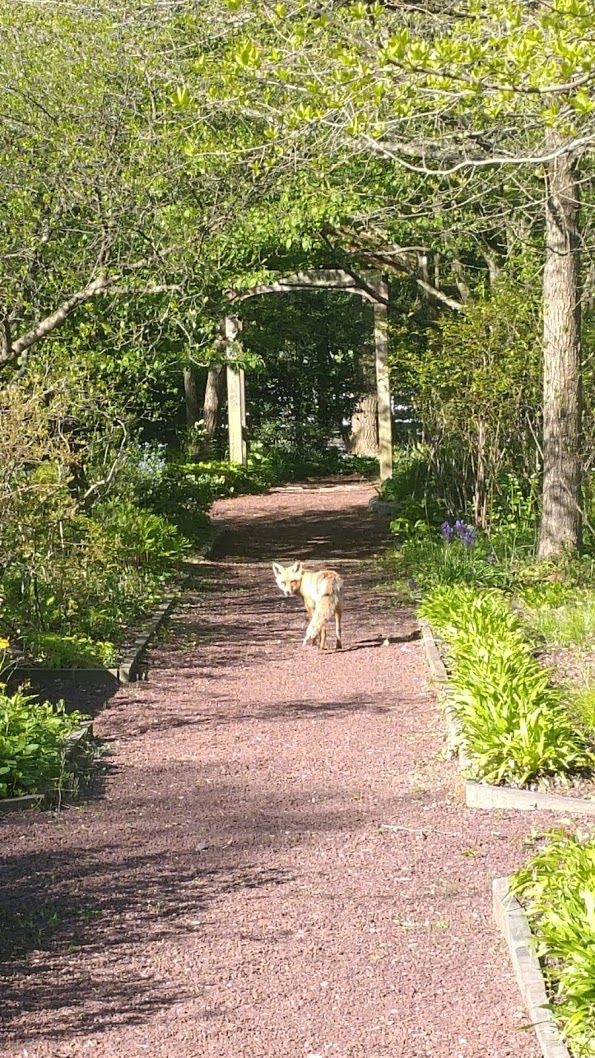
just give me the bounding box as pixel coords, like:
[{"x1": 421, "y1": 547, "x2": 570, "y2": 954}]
[
  {"x1": 135, "y1": 461, "x2": 215, "y2": 545},
  {"x1": 513, "y1": 831, "x2": 595, "y2": 1058},
  {"x1": 0, "y1": 504, "x2": 189, "y2": 657},
  {"x1": 0, "y1": 689, "x2": 86, "y2": 799},
  {"x1": 419, "y1": 586, "x2": 593, "y2": 786},
  {"x1": 95, "y1": 502, "x2": 190, "y2": 571},
  {"x1": 378, "y1": 443, "x2": 433, "y2": 504}
]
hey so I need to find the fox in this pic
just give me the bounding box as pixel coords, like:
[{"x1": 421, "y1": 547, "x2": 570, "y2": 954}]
[{"x1": 272, "y1": 560, "x2": 343, "y2": 650}]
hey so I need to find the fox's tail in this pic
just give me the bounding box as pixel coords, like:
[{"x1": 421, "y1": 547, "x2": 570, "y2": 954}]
[{"x1": 303, "y1": 593, "x2": 334, "y2": 645}]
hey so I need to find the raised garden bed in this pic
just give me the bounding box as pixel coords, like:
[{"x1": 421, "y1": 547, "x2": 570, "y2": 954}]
[
  {"x1": 420, "y1": 617, "x2": 595, "y2": 817},
  {"x1": 493, "y1": 876, "x2": 570, "y2": 1058}
]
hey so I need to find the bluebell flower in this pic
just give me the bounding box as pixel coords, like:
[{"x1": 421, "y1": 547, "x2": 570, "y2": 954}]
[{"x1": 440, "y1": 519, "x2": 477, "y2": 547}]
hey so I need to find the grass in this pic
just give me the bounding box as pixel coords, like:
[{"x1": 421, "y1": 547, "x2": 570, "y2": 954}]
[
  {"x1": 571, "y1": 684, "x2": 595, "y2": 739},
  {"x1": 522, "y1": 592, "x2": 595, "y2": 651}
]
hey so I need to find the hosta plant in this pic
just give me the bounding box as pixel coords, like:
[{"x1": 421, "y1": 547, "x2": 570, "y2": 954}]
[{"x1": 419, "y1": 586, "x2": 593, "y2": 787}]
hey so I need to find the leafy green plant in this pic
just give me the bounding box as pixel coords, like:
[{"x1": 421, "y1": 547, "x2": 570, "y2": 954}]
[
  {"x1": 0, "y1": 690, "x2": 87, "y2": 799},
  {"x1": 569, "y1": 685, "x2": 595, "y2": 738},
  {"x1": 96, "y1": 502, "x2": 190, "y2": 571},
  {"x1": 513, "y1": 831, "x2": 595, "y2": 1058},
  {"x1": 378, "y1": 444, "x2": 432, "y2": 504},
  {"x1": 419, "y1": 586, "x2": 593, "y2": 786},
  {"x1": 23, "y1": 633, "x2": 117, "y2": 669}
]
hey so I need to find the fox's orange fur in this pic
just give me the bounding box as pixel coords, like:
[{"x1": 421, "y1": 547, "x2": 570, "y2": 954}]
[{"x1": 272, "y1": 561, "x2": 343, "y2": 650}]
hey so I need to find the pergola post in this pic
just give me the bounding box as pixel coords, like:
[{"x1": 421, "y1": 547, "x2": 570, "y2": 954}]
[
  {"x1": 224, "y1": 314, "x2": 247, "y2": 466},
  {"x1": 373, "y1": 280, "x2": 392, "y2": 481}
]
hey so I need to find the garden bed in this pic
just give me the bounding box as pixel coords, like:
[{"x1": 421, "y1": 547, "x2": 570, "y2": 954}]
[{"x1": 420, "y1": 617, "x2": 595, "y2": 817}]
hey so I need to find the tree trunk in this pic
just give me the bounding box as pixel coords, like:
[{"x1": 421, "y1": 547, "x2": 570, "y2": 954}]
[
  {"x1": 347, "y1": 391, "x2": 379, "y2": 457},
  {"x1": 538, "y1": 144, "x2": 582, "y2": 558},
  {"x1": 474, "y1": 417, "x2": 488, "y2": 532},
  {"x1": 202, "y1": 363, "x2": 225, "y2": 451},
  {"x1": 183, "y1": 365, "x2": 202, "y2": 460}
]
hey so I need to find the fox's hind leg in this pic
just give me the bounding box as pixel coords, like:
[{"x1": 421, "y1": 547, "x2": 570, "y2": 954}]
[
  {"x1": 319, "y1": 625, "x2": 327, "y2": 650},
  {"x1": 335, "y1": 604, "x2": 342, "y2": 650},
  {"x1": 304, "y1": 604, "x2": 319, "y2": 645}
]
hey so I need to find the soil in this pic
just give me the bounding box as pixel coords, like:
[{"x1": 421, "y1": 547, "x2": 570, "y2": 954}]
[{"x1": 0, "y1": 481, "x2": 563, "y2": 1058}]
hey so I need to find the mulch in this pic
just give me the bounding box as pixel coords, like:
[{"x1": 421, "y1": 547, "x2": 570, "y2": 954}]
[{"x1": 0, "y1": 481, "x2": 560, "y2": 1058}]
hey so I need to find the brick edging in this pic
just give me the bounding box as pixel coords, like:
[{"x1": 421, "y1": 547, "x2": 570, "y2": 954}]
[
  {"x1": 493, "y1": 877, "x2": 570, "y2": 1058},
  {"x1": 419, "y1": 618, "x2": 595, "y2": 817}
]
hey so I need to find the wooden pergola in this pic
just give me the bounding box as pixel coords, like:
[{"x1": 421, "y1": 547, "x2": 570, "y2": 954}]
[{"x1": 224, "y1": 269, "x2": 392, "y2": 479}]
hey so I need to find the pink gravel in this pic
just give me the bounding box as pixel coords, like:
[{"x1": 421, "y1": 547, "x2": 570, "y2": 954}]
[{"x1": 0, "y1": 482, "x2": 557, "y2": 1058}]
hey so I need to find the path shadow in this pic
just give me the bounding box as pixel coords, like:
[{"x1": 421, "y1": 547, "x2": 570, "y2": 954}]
[
  {"x1": 215, "y1": 498, "x2": 391, "y2": 563},
  {"x1": 102, "y1": 683, "x2": 426, "y2": 741},
  {"x1": 0, "y1": 768, "x2": 420, "y2": 1044},
  {"x1": 0, "y1": 838, "x2": 291, "y2": 1041}
]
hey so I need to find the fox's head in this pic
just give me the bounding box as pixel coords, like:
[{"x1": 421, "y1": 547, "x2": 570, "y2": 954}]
[{"x1": 272, "y1": 561, "x2": 304, "y2": 597}]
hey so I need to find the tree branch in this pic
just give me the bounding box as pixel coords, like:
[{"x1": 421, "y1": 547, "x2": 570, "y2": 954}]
[{"x1": 1, "y1": 261, "x2": 169, "y2": 371}]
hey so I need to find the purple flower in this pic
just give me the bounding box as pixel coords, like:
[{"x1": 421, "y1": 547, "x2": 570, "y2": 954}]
[{"x1": 440, "y1": 519, "x2": 477, "y2": 547}]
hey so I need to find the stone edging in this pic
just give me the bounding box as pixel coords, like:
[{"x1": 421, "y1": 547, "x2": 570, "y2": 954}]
[
  {"x1": 493, "y1": 877, "x2": 570, "y2": 1058},
  {"x1": 419, "y1": 617, "x2": 595, "y2": 817},
  {"x1": 118, "y1": 581, "x2": 189, "y2": 684},
  {"x1": 0, "y1": 721, "x2": 94, "y2": 816}
]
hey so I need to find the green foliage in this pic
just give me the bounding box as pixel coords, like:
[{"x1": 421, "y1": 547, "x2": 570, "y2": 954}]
[
  {"x1": 570, "y1": 686, "x2": 595, "y2": 739},
  {"x1": 96, "y1": 503, "x2": 190, "y2": 571},
  {"x1": 513, "y1": 831, "x2": 595, "y2": 1057},
  {"x1": 0, "y1": 690, "x2": 86, "y2": 799},
  {"x1": 243, "y1": 289, "x2": 373, "y2": 444},
  {"x1": 523, "y1": 593, "x2": 595, "y2": 652},
  {"x1": 378, "y1": 445, "x2": 431, "y2": 504},
  {"x1": 391, "y1": 273, "x2": 543, "y2": 529},
  {"x1": 419, "y1": 585, "x2": 593, "y2": 786}
]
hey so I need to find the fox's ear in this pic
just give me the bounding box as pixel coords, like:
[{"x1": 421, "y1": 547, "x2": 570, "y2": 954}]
[
  {"x1": 272, "y1": 562, "x2": 284, "y2": 576},
  {"x1": 290, "y1": 561, "x2": 303, "y2": 574}
]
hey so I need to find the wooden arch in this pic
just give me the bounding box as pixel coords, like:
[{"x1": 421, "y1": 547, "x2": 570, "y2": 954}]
[{"x1": 224, "y1": 269, "x2": 392, "y2": 480}]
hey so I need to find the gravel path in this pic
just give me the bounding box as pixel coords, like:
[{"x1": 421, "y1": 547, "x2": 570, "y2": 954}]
[{"x1": 0, "y1": 482, "x2": 555, "y2": 1058}]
